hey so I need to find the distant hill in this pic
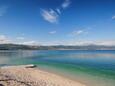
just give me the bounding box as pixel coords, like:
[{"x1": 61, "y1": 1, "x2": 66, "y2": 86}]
[
  {"x1": 0, "y1": 44, "x2": 36, "y2": 50},
  {"x1": 0, "y1": 44, "x2": 115, "y2": 50}
]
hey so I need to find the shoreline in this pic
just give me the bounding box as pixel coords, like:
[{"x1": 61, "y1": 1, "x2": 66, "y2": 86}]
[{"x1": 0, "y1": 64, "x2": 86, "y2": 86}]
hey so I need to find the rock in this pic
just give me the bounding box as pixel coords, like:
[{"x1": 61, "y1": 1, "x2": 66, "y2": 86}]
[
  {"x1": 25, "y1": 64, "x2": 37, "y2": 68},
  {"x1": 0, "y1": 84, "x2": 4, "y2": 86},
  {"x1": 1, "y1": 64, "x2": 37, "y2": 69}
]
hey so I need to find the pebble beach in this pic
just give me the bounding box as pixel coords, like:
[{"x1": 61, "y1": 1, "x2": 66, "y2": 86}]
[{"x1": 0, "y1": 65, "x2": 86, "y2": 86}]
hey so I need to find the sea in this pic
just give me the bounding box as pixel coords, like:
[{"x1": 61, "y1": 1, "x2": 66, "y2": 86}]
[{"x1": 0, "y1": 50, "x2": 115, "y2": 86}]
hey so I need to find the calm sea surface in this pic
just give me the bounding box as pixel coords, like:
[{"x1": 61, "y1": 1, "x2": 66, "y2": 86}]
[{"x1": 0, "y1": 50, "x2": 115, "y2": 86}]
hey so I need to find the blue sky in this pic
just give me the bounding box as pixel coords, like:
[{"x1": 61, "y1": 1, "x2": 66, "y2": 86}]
[{"x1": 0, "y1": 0, "x2": 115, "y2": 45}]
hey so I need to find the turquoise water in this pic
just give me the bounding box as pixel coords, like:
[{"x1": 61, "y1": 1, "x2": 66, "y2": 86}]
[{"x1": 0, "y1": 50, "x2": 115, "y2": 86}]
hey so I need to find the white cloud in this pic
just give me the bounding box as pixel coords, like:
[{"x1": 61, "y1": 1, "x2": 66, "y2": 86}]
[
  {"x1": 0, "y1": 35, "x2": 6, "y2": 40},
  {"x1": 0, "y1": 6, "x2": 8, "y2": 16},
  {"x1": 0, "y1": 35, "x2": 115, "y2": 46},
  {"x1": 62, "y1": 0, "x2": 71, "y2": 9},
  {"x1": 0, "y1": 35, "x2": 39, "y2": 45},
  {"x1": 49, "y1": 31, "x2": 56, "y2": 34},
  {"x1": 93, "y1": 40, "x2": 115, "y2": 46},
  {"x1": 48, "y1": 40, "x2": 115, "y2": 46},
  {"x1": 71, "y1": 30, "x2": 85, "y2": 36},
  {"x1": 56, "y1": 8, "x2": 61, "y2": 14},
  {"x1": 74, "y1": 30, "x2": 84, "y2": 35},
  {"x1": 0, "y1": 35, "x2": 11, "y2": 44},
  {"x1": 112, "y1": 16, "x2": 115, "y2": 20},
  {"x1": 41, "y1": 9, "x2": 59, "y2": 23},
  {"x1": 74, "y1": 40, "x2": 115, "y2": 46},
  {"x1": 16, "y1": 37, "x2": 25, "y2": 40},
  {"x1": 22, "y1": 41, "x2": 39, "y2": 45},
  {"x1": 40, "y1": 0, "x2": 71, "y2": 23}
]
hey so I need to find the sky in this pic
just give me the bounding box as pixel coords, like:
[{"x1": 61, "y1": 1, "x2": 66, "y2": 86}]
[{"x1": 0, "y1": 0, "x2": 115, "y2": 45}]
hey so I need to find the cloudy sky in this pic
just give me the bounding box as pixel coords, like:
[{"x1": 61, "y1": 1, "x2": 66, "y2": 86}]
[{"x1": 0, "y1": 0, "x2": 115, "y2": 45}]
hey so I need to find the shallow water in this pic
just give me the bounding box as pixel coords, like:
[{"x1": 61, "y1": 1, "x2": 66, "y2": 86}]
[{"x1": 0, "y1": 50, "x2": 115, "y2": 86}]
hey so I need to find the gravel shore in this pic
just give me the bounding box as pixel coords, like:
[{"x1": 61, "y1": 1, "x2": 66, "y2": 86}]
[{"x1": 0, "y1": 65, "x2": 86, "y2": 86}]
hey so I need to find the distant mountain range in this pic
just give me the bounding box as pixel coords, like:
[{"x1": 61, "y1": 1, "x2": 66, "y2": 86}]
[{"x1": 0, "y1": 44, "x2": 115, "y2": 50}]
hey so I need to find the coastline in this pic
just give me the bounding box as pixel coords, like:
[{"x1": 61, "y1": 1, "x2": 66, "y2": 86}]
[{"x1": 0, "y1": 65, "x2": 86, "y2": 86}]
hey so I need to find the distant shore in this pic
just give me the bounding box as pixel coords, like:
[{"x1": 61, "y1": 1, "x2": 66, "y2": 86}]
[
  {"x1": 0, "y1": 65, "x2": 86, "y2": 86},
  {"x1": 0, "y1": 44, "x2": 115, "y2": 50}
]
